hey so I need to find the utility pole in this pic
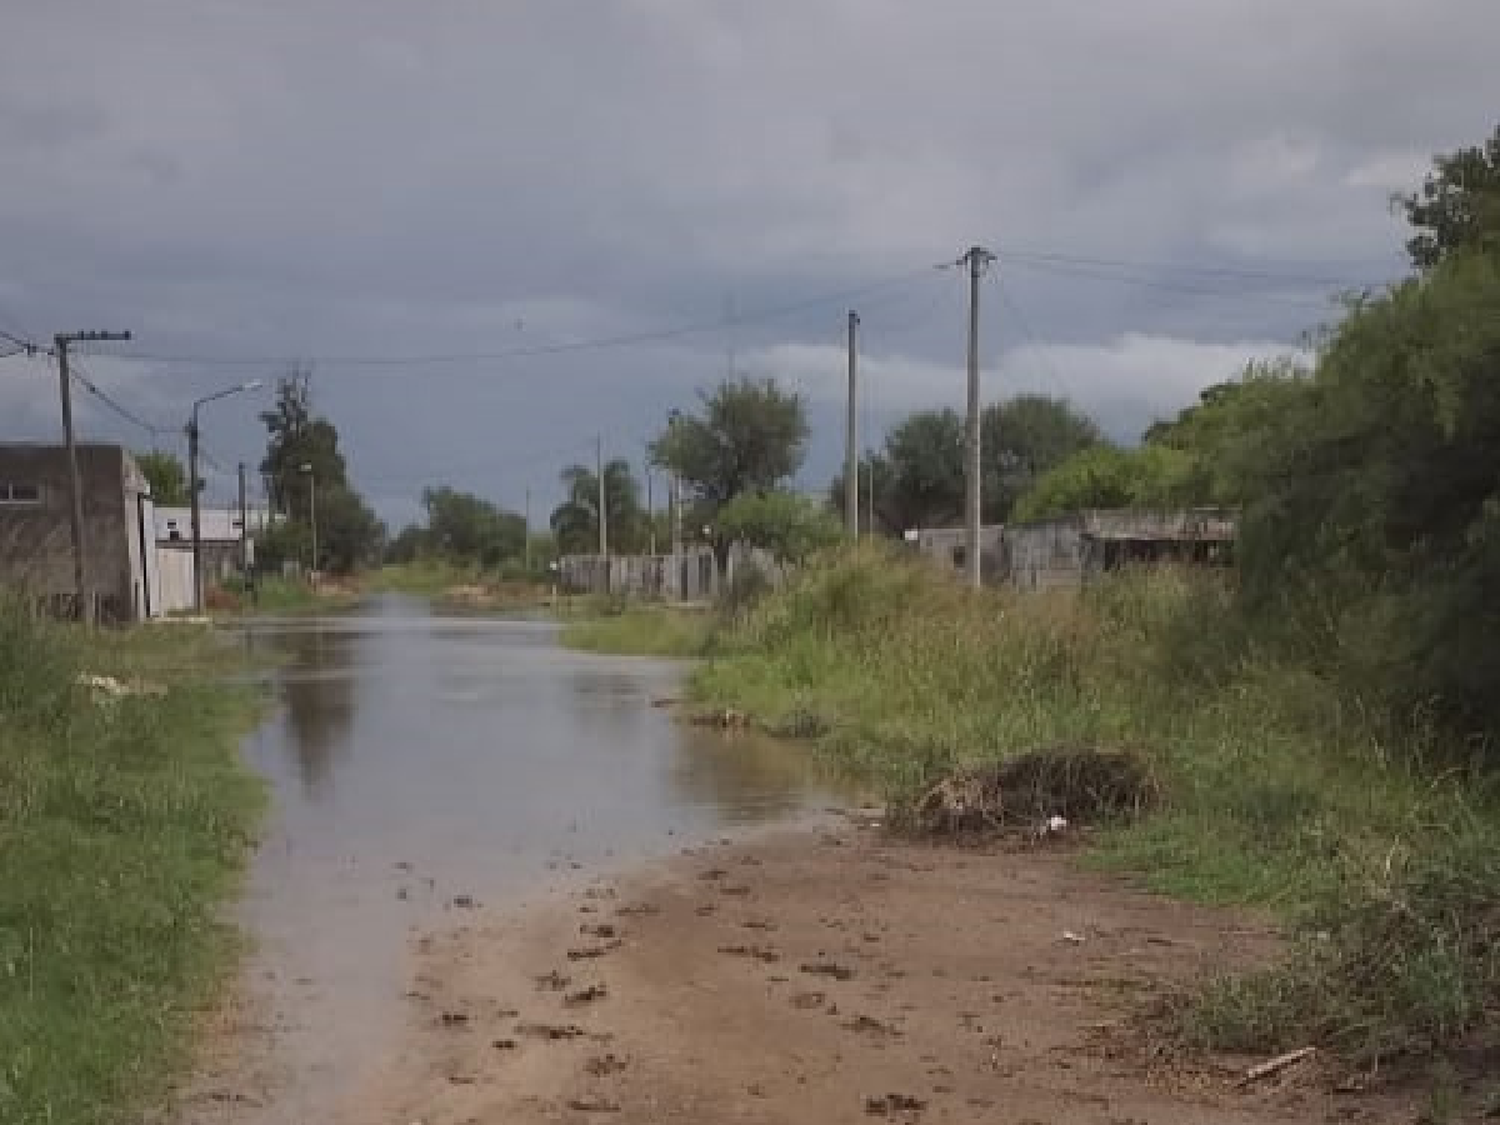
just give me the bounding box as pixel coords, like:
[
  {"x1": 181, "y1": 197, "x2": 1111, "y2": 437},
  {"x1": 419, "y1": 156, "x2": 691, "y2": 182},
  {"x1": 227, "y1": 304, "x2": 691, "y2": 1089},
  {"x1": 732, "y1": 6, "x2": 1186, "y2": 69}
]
[
  {"x1": 960, "y1": 246, "x2": 995, "y2": 589},
  {"x1": 237, "y1": 462, "x2": 249, "y2": 575},
  {"x1": 238, "y1": 461, "x2": 257, "y2": 604},
  {"x1": 845, "y1": 310, "x2": 860, "y2": 538},
  {"x1": 54, "y1": 330, "x2": 132, "y2": 623},
  {"x1": 644, "y1": 448, "x2": 656, "y2": 556},
  {"x1": 188, "y1": 418, "x2": 203, "y2": 609},
  {"x1": 524, "y1": 487, "x2": 532, "y2": 573},
  {"x1": 596, "y1": 434, "x2": 608, "y2": 557}
]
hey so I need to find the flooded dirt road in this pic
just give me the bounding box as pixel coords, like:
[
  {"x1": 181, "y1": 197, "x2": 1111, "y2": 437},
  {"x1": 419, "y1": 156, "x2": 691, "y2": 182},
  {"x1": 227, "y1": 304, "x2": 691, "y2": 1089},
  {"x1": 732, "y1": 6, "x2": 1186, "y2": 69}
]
[{"x1": 198, "y1": 595, "x2": 850, "y2": 1123}]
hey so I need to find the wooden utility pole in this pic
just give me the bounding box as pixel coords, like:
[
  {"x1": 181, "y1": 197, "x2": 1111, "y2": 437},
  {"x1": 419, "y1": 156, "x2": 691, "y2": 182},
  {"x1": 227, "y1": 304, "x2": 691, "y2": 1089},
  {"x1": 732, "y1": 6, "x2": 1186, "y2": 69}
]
[
  {"x1": 960, "y1": 247, "x2": 995, "y2": 589},
  {"x1": 54, "y1": 330, "x2": 132, "y2": 623},
  {"x1": 845, "y1": 310, "x2": 860, "y2": 538}
]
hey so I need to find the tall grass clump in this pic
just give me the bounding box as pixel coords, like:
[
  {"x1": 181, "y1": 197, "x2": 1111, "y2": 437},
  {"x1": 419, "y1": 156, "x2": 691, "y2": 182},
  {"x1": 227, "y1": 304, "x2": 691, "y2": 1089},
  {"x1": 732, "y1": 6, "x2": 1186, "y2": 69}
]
[
  {"x1": 691, "y1": 546, "x2": 1500, "y2": 1067},
  {"x1": 0, "y1": 602, "x2": 266, "y2": 1125},
  {"x1": 559, "y1": 600, "x2": 714, "y2": 658}
]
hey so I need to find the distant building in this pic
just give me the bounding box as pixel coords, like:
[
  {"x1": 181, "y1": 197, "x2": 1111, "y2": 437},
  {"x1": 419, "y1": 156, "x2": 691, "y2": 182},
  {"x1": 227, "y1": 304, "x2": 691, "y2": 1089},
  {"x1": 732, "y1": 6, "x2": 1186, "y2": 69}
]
[
  {"x1": 0, "y1": 443, "x2": 152, "y2": 622},
  {"x1": 908, "y1": 508, "x2": 1235, "y2": 589},
  {"x1": 153, "y1": 504, "x2": 271, "y2": 586}
]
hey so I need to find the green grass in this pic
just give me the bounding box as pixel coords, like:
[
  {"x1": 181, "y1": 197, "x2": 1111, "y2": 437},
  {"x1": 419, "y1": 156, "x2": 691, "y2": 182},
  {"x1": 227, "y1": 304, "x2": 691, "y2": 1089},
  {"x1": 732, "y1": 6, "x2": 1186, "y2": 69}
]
[
  {"x1": 558, "y1": 602, "x2": 714, "y2": 658},
  {"x1": 208, "y1": 575, "x2": 362, "y2": 616},
  {"x1": 688, "y1": 546, "x2": 1500, "y2": 1066},
  {"x1": 370, "y1": 560, "x2": 476, "y2": 596},
  {"x1": 373, "y1": 562, "x2": 553, "y2": 612},
  {"x1": 0, "y1": 605, "x2": 267, "y2": 1125}
]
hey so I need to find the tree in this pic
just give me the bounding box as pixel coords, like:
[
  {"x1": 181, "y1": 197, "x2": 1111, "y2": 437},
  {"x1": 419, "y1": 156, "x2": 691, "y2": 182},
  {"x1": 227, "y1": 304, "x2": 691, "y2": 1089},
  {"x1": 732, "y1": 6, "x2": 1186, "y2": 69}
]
[
  {"x1": 651, "y1": 377, "x2": 809, "y2": 509},
  {"x1": 259, "y1": 366, "x2": 347, "y2": 522},
  {"x1": 549, "y1": 459, "x2": 646, "y2": 555},
  {"x1": 981, "y1": 395, "x2": 1106, "y2": 521},
  {"x1": 136, "y1": 450, "x2": 191, "y2": 505},
  {"x1": 827, "y1": 396, "x2": 1105, "y2": 534},
  {"x1": 1401, "y1": 122, "x2": 1500, "y2": 271},
  {"x1": 1234, "y1": 248, "x2": 1500, "y2": 736},
  {"x1": 256, "y1": 364, "x2": 380, "y2": 573},
  {"x1": 1012, "y1": 444, "x2": 1193, "y2": 522},
  {"x1": 421, "y1": 486, "x2": 526, "y2": 567},
  {"x1": 1141, "y1": 358, "x2": 1312, "y2": 507},
  {"x1": 314, "y1": 485, "x2": 384, "y2": 574},
  {"x1": 716, "y1": 491, "x2": 842, "y2": 564},
  {"x1": 384, "y1": 523, "x2": 431, "y2": 565}
]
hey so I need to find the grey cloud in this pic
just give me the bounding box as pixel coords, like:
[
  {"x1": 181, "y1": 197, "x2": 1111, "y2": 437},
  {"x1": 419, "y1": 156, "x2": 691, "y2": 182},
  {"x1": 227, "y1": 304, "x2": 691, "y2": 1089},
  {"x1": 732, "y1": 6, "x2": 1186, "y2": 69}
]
[{"x1": 2, "y1": 0, "x2": 1497, "y2": 522}]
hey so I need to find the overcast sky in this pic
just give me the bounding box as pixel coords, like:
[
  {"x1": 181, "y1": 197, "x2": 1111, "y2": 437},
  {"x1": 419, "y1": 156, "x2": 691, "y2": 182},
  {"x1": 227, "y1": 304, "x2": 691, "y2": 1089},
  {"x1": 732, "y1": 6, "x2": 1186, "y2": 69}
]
[{"x1": 2, "y1": 1, "x2": 1496, "y2": 525}]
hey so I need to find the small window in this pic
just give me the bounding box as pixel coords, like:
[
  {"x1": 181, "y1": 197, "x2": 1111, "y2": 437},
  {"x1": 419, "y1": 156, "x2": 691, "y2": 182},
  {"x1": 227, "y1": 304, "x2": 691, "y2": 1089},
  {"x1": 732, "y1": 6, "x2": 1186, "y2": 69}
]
[
  {"x1": 0, "y1": 483, "x2": 41, "y2": 505},
  {"x1": 231, "y1": 518, "x2": 244, "y2": 530}
]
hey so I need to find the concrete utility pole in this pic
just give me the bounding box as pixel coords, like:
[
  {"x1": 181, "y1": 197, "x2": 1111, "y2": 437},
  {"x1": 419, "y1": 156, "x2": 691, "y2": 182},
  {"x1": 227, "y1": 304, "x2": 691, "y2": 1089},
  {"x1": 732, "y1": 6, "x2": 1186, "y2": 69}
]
[
  {"x1": 237, "y1": 462, "x2": 249, "y2": 574},
  {"x1": 644, "y1": 447, "x2": 656, "y2": 556},
  {"x1": 54, "y1": 330, "x2": 132, "y2": 623},
  {"x1": 667, "y1": 409, "x2": 684, "y2": 601},
  {"x1": 596, "y1": 434, "x2": 608, "y2": 557},
  {"x1": 845, "y1": 310, "x2": 860, "y2": 538},
  {"x1": 960, "y1": 246, "x2": 995, "y2": 589}
]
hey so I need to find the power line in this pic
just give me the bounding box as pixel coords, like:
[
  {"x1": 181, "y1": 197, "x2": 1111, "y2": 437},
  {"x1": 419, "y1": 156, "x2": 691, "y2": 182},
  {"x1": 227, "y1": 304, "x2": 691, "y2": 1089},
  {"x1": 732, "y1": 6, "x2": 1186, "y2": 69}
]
[
  {"x1": 990, "y1": 274, "x2": 1075, "y2": 403},
  {"x1": 65, "y1": 354, "x2": 168, "y2": 436},
  {"x1": 1000, "y1": 256, "x2": 1358, "y2": 309},
  {"x1": 993, "y1": 246, "x2": 1396, "y2": 289},
  {"x1": 112, "y1": 267, "x2": 947, "y2": 369}
]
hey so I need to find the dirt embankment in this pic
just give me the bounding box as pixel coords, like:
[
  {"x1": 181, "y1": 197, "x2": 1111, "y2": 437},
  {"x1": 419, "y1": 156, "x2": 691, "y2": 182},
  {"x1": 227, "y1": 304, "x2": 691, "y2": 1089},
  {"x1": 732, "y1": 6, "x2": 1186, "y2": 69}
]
[{"x1": 334, "y1": 825, "x2": 1421, "y2": 1125}]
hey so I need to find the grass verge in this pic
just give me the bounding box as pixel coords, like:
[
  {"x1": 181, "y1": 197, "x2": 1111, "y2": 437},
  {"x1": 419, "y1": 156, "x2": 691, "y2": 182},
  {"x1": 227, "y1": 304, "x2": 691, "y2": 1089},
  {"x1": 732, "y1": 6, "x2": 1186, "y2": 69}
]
[
  {"x1": 373, "y1": 562, "x2": 553, "y2": 613},
  {"x1": 0, "y1": 605, "x2": 267, "y2": 1125},
  {"x1": 207, "y1": 575, "x2": 363, "y2": 616},
  {"x1": 558, "y1": 599, "x2": 714, "y2": 658},
  {"x1": 688, "y1": 546, "x2": 1500, "y2": 1070}
]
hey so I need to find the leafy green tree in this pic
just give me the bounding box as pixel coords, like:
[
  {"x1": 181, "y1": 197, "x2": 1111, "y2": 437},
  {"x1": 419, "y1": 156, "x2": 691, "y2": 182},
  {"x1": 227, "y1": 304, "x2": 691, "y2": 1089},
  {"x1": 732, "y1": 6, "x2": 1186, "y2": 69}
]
[
  {"x1": 650, "y1": 377, "x2": 809, "y2": 509},
  {"x1": 1141, "y1": 357, "x2": 1312, "y2": 506},
  {"x1": 1012, "y1": 444, "x2": 1193, "y2": 522},
  {"x1": 256, "y1": 364, "x2": 380, "y2": 573},
  {"x1": 828, "y1": 396, "x2": 1104, "y2": 534},
  {"x1": 135, "y1": 449, "x2": 191, "y2": 505},
  {"x1": 981, "y1": 395, "x2": 1106, "y2": 520},
  {"x1": 384, "y1": 523, "x2": 431, "y2": 564},
  {"x1": 549, "y1": 460, "x2": 645, "y2": 554},
  {"x1": 259, "y1": 367, "x2": 348, "y2": 522},
  {"x1": 421, "y1": 486, "x2": 526, "y2": 567},
  {"x1": 314, "y1": 485, "x2": 384, "y2": 574},
  {"x1": 716, "y1": 491, "x2": 842, "y2": 563},
  {"x1": 1401, "y1": 122, "x2": 1500, "y2": 271},
  {"x1": 1234, "y1": 248, "x2": 1500, "y2": 733}
]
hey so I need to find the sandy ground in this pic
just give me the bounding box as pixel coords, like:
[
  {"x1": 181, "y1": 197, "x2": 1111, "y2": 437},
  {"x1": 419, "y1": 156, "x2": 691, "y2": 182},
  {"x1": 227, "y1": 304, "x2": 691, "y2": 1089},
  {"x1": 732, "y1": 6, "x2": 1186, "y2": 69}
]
[{"x1": 316, "y1": 822, "x2": 1422, "y2": 1125}]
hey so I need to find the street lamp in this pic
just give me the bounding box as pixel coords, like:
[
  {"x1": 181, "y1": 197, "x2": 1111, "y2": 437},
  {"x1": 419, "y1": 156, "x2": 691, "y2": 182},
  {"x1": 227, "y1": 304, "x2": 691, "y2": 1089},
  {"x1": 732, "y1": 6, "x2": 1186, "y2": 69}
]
[
  {"x1": 299, "y1": 462, "x2": 319, "y2": 582},
  {"x1": 188, "y1": 379, "x2": 263, "y2": 612}
]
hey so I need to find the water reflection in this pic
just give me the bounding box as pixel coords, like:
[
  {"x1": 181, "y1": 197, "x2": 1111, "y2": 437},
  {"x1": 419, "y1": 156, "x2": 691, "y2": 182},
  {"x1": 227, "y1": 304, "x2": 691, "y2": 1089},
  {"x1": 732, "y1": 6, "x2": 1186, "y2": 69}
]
[
  {"x1": 667, "y1": 727, "x2": 831, "y2": 822},
  {"x1": 260, "y1": 623, "x2": 362, "y2": 800},
  {"x1": 231, "y1": 601, "x2": 857, "y2": 1124}
]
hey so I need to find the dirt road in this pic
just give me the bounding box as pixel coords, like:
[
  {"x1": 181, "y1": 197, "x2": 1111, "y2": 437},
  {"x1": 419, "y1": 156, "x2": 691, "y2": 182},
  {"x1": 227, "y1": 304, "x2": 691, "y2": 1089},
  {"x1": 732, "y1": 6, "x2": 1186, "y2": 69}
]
[{"x1": 327, "y1": 822, "x2": 1417, "y2": 1125}]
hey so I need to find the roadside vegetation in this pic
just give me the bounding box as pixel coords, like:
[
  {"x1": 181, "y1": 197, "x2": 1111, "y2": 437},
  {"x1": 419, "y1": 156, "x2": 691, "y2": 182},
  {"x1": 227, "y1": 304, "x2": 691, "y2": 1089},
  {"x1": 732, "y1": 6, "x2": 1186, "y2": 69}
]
[
  {"x1": 204, "y1": 573, "x2": 363, "y2": 615},
  {"x1": 0, "y1": 604, "x2": 266, "y2": 1125},
  {"x1": 558, "y1": 596, "x2": 714, "y2": 657},
  {"x1": 590, "y1": 129, "x2": 1500, "y2": 1084}
]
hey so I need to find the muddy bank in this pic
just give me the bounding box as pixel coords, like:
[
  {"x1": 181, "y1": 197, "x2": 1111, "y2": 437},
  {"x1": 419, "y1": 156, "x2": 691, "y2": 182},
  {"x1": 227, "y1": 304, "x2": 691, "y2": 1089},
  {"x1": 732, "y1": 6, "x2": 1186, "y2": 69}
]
[{"x1": 334, "y1": 824, "x2": 1421, "y2": 1125}]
